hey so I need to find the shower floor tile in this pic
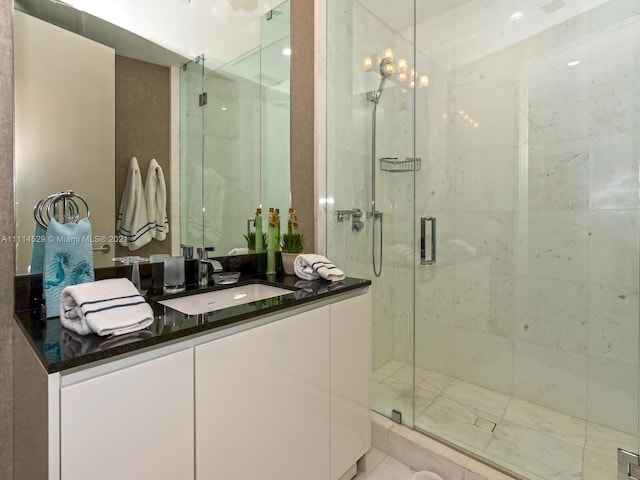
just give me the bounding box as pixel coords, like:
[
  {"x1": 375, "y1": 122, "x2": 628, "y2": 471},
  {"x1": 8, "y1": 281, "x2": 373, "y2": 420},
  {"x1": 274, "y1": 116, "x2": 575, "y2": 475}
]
[
  {"x1": 372, "y1": 376, "x2": 438, "y2": 428},
  {"x1": 486, "y1": 418, "x2": 584, "y2": 480},
  {"x1": 417, "y1": 395, "x2": 496, "y2": 451},
  {"x1": 371, "y1": 360, "x2": 639, "y2": 480}
]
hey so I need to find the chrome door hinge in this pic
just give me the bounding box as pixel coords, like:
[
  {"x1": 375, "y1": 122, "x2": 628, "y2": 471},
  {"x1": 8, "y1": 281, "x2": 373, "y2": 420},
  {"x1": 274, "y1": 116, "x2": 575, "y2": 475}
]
[
  {"x1": 618, "y1": 448, "x2": 640, "y2": 479},
  {"x1": 199, "y1": 92, "x2": 207, "y2": 107}
]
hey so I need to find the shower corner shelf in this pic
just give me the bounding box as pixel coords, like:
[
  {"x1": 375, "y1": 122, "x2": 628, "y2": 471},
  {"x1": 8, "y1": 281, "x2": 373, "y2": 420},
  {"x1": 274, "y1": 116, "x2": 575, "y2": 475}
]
[{"x1": 380, "y1": 157, "x2": 421, "y2": 173}]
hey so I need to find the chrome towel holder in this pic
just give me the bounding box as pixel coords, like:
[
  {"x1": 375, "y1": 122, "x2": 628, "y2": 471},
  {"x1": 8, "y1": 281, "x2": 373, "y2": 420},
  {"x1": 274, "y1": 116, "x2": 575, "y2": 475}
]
[{"x1": 33, "y1": 190, "x2": 90, "y2": 229}]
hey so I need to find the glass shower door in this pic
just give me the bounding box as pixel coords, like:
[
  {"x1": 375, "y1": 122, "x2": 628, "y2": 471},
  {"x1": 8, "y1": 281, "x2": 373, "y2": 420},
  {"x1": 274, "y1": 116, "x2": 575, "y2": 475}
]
[
  {"x1": 180, "y1": 56, "x2": 205, "y2": 250},
  {"x1": 412, "y1": 1, "x2": 640, "y2": 479},
  {"x1": 325, "y1": 0, "x2": 417, "y2": 428}
]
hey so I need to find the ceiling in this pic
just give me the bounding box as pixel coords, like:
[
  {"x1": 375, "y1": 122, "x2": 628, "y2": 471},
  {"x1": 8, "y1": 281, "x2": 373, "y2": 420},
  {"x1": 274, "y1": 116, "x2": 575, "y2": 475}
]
[
  {"x1": 16, "y1": 0, "x2": 281, "y2": 70},
  {"x1": 361, "y1": 0, "x2": 613, "y2": 71}
]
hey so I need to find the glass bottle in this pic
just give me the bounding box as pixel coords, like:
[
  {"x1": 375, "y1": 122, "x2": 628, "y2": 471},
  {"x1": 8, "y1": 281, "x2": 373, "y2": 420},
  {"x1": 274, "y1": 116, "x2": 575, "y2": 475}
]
[
  {"x1": 267, "y1": 208, "x2": 276, "y2": 275},
  {"x1": 254, "y1": 207, "x2": 263, "y2": 253}
]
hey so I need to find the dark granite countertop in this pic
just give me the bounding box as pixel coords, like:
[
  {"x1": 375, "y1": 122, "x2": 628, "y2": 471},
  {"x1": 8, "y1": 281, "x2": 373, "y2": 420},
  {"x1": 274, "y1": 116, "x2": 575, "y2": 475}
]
[{"x1": 15, "y1": 267, "x2": 371, "y2": 374}]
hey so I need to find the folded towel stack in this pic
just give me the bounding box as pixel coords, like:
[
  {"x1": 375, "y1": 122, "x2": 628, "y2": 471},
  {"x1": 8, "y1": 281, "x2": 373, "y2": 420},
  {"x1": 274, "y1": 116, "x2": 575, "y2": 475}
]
[
  {"x1": 59, "y1": 278, "x2": 154, "y2": 337},
  {"x1": 293, "y1": 254, "x2": 346, "y2": 282}
]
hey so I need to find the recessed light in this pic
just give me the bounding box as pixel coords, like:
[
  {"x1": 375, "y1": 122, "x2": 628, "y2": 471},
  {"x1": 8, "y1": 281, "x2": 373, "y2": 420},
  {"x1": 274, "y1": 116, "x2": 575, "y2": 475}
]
[
  {"x1": 567, "y1": 60, "x2": 580, "y2": 66},
  {"x1": 510, "y1": 11, "x2": 524, "y2": 21}
]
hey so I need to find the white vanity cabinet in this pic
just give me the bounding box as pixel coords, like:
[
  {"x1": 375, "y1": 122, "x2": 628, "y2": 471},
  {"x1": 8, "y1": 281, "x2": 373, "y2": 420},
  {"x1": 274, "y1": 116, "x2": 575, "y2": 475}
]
[
  {"x1": 195, "y1": 290, "x2": 372, "y2": 480},
  {"x1": 14, "y1": 286, "x2": 371, "y2": 480},
  {"x1": 59, "y1": 349, "x2": 194, "y2": 480},
  {"x1": 195, "y1": 305, "x2": 332, "y2": 480},
  {"x1": 330, "y1": 293, "x2": 372, "y2": 480}
]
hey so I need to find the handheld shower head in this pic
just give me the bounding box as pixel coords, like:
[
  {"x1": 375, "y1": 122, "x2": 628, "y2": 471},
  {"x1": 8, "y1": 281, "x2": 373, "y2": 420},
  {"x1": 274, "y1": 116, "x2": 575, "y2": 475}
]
[
  {"x1": 368, "y1": 57, "x2": 394, "y2": 104},
  {"x1": 379, "y1": 57, "x2": 394, "y2": 78}
]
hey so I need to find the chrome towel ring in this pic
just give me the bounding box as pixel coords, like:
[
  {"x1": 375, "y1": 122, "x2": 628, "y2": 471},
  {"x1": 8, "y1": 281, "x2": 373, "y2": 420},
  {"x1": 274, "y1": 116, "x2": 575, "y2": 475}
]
[{"x1": 33, "y1": 191, "x2": 90, "y2": 228}]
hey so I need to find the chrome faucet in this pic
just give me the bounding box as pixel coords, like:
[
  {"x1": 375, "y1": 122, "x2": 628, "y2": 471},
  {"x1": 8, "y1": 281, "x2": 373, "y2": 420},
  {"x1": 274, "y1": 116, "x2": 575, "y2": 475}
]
[{"x1": 197, "y1": 247, "x2": 222, "y2": 287}]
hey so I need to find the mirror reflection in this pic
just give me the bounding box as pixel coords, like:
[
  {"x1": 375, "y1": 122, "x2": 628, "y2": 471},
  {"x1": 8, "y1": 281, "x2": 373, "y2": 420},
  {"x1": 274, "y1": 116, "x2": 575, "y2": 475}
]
[
  {"x1": 13, "y1": 0, "x2": 291, "y2": 275},
  {"x1": 180, "y1": 1, "x2": 291, "y2": 257}
]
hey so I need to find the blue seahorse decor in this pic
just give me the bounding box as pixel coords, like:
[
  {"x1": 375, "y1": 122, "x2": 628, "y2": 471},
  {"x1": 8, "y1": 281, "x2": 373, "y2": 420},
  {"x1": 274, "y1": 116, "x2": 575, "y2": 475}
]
[{"x1": 43, "y1": 217, "x2": 94, "y2": 318}]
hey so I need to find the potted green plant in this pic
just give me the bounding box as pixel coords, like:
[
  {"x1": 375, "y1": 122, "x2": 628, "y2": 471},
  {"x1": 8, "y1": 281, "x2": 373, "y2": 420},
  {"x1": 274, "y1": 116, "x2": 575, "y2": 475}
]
[
  {"x1": 243, "y1": 232, "x2": 267, "y2": 252},
  {"x1": 280, "y1": 232, "x2": 305, "y2": 275}
]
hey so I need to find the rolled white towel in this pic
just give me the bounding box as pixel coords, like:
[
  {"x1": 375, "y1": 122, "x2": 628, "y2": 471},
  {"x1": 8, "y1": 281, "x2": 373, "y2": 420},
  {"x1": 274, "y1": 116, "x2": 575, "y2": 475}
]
[
  {"x1": 293, "y1": 254, "x2": 346, "y2": 282},
  {"x1": 60, "y1": 278, "x2": 154, "y2": 336},
  {"x1": 227, "y1": 247, "x2": 250, "y2": 256}
]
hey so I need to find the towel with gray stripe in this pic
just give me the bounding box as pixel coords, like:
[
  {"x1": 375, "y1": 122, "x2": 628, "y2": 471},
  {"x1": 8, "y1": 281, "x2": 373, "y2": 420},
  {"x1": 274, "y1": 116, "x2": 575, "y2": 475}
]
[
  {"x1": 59, "y1": 278, "x2": 154, "y2": 336},
  {"x1": 293, "y1": 254, "x2": 345, "y2": 282}
]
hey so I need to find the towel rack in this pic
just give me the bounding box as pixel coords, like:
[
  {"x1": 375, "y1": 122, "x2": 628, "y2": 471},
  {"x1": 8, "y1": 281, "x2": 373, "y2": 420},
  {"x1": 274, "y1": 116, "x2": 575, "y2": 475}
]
[{"x1": 33, "y1": 191, "x2": 90, "y2": 228}]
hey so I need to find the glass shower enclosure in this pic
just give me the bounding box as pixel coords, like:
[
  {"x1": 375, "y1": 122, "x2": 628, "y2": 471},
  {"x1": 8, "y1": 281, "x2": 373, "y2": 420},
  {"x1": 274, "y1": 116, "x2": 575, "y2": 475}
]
[{"x1": 326, "y1": 1, "x2": 640, "y2": 479}]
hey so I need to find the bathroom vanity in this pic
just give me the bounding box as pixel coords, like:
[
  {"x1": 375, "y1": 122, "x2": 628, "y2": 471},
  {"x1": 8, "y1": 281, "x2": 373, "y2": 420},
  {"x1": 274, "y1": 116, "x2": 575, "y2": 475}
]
[{"x1": 14, "y1": 273, "x2": 371, "y2": 480}]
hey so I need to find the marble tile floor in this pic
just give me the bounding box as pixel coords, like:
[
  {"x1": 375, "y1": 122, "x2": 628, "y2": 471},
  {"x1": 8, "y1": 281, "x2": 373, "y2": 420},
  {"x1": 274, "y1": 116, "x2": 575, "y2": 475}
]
[
  {"x1": 372, "y1": 360, "x2": 639, "y2": 480},
  {"x1": 354, "y1": 448, "x2": 415, "y2": 480}
]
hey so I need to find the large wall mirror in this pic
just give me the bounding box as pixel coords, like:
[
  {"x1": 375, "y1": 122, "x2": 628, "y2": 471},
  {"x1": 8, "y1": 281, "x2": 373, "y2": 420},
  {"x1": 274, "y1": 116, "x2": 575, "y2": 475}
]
[{"x1": 13, "y1": 0, "x2": 291, "y2": 275}]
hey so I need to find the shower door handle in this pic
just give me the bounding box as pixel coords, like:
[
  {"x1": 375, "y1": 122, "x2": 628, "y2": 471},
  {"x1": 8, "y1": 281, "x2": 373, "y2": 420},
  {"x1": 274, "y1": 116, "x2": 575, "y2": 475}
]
[{"x1": 421, "y1": 217, "x2": 436, "y2": 265}]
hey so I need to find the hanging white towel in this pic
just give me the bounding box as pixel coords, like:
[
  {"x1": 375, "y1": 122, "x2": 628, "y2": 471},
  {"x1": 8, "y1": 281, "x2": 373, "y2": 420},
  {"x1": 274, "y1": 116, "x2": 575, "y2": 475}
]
[
  {"x1": 117, "y1": 156, "x2": 153, "y2": 250},
  {"x1": 59, "y1": 278, "x2": 154, "y2": 336},
  {"x1": 293, "y1": 254, "x2": 346, "y2": 282},
  {"x1": 145, "y1": 158, "x2": 169, "y2": 241}
]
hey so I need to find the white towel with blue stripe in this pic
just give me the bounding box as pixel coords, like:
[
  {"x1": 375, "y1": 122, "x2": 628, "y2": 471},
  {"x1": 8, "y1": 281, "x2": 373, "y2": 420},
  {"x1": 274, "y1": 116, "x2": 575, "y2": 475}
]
[
  {"x1": 145, "y1": 158, "x2": 169, "y2": 241},
  {"x1": 293, "y1": 254, "x2": 346, "y2": 282},
  {"x1": 117, "y1": 156, "x2": 153, "y2": 250},
  {"x1": 59, "y1": 278, "x2": 154, "y2": 336}
]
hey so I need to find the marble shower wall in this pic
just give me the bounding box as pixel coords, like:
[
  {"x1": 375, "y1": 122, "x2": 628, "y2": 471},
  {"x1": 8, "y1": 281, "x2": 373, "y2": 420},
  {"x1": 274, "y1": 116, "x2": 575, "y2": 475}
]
[
  {"x1": 414, "y1": 0, "x2": 640, "y2": 435},
  {"x1": 327, "y1": 0, "x2": 640, "y2": 436}
]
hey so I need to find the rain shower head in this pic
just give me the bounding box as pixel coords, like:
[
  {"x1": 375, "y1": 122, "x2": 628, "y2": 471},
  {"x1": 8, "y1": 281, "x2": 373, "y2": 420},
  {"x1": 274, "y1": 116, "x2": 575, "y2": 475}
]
[{"x1": 368, "y1": 57, "x2": 394, "y2": 104}]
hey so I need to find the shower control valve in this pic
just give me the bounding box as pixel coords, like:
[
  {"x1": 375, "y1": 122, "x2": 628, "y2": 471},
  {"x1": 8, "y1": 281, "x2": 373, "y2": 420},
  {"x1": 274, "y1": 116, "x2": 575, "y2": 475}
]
[
  {"x1": 336, "y1": 208, "x2": 362, "y2": 221},
  {"x1": 336, "y1": 208, "x2": 364, "y2": 232}
]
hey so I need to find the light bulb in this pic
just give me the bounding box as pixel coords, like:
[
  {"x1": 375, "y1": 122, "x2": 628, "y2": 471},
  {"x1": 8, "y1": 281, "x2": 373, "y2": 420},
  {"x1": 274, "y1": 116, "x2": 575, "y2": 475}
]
[
  {"x1": 363, "y1": 56, "x2": 372, "y2": 71},
  {"x1": 398, "y1": 72, "x2": 408, "y2": 82},
  {"x1": 383, "y1": 48, "x2": 395, "y2": 60},
  {"x1": 398, "y1": 58, "x2": 408, "y2": 73},
  {"x1": 419, "y1": 75, "x2": 429, "y2": 88}
]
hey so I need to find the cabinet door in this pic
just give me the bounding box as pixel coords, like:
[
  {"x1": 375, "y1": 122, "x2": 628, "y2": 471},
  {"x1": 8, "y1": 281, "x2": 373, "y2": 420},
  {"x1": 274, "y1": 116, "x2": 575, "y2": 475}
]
[
  {"x1": 60, "y1": 349, "x2": 194, "y2": 480},
  {"x1": 331, "y1": 290, "x2": 372, "y2": 479},
  {"x1": 196, "y1": 307, "x2": 331, "y2": 480}
]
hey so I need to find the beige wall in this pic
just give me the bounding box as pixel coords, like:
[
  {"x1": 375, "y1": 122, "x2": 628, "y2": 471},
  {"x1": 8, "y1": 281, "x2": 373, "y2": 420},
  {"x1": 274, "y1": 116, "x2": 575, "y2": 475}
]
[
  {"x1": 290, "y1": 0, "x2": 315, "y2": 252},
  {"x1": 115, "y1": 55, "x2": 172, "y2": 258},
  {"x1": 0, "y1": 0, "x2": 14, "y2": 477},
  {"x1": 14, "y1": 11, "x2": 116, "y2": 273}
]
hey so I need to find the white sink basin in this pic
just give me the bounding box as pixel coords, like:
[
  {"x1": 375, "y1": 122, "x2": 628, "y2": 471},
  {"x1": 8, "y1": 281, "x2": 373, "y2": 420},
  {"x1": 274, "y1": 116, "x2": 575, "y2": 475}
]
[{"x1": 158, "y1": 283, "x2": 295, "y2": 315}]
